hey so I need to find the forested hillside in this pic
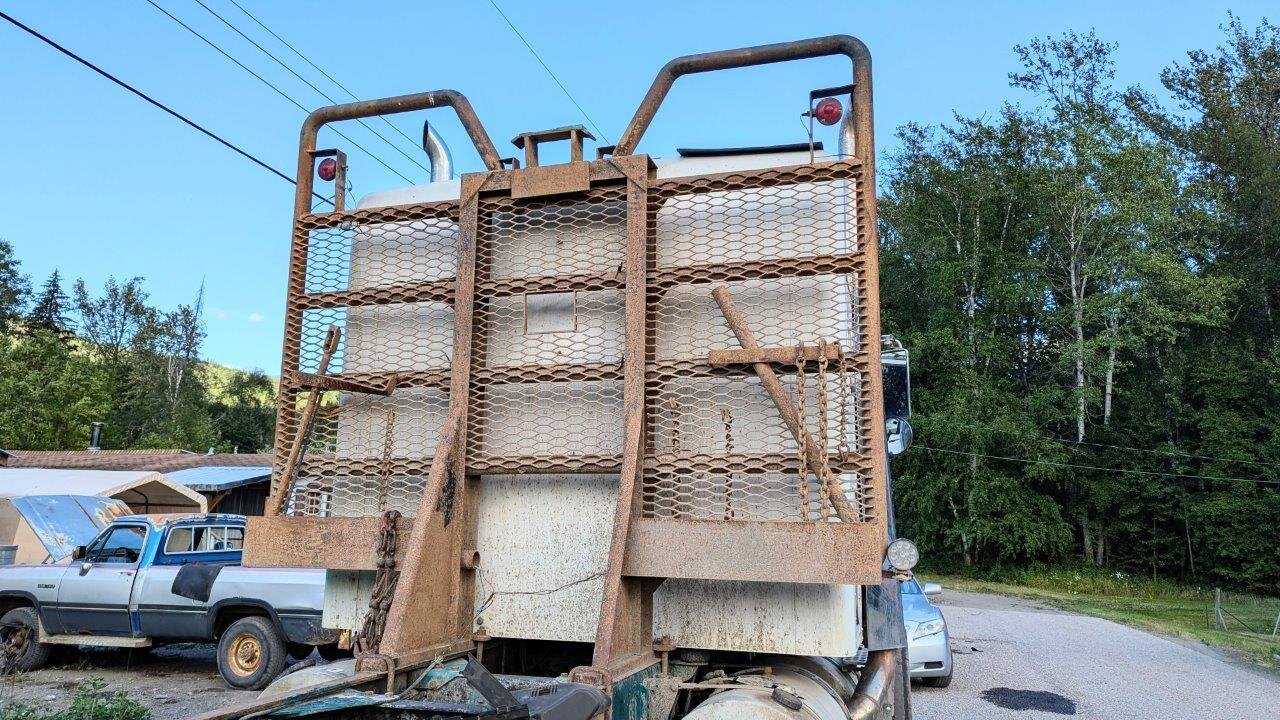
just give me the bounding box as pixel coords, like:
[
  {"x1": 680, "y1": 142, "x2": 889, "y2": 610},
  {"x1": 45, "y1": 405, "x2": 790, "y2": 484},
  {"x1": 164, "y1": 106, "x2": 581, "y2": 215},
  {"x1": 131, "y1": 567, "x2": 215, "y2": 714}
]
[
  {"x1": 0, "y1": 259, "x2": 276, "y2": 454},
  {"x1": 882, "y1": 19, "x2": 1280, "y2": 594}
]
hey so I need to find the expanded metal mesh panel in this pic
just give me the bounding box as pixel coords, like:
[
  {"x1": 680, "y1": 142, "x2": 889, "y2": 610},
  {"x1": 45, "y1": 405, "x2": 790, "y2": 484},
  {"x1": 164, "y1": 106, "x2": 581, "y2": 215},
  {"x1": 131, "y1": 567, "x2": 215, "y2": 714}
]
[
  {"x1": 277, "y1": 204, "x2": 460, "y2": 518},
  {"x1": 467, "y1": 187, "x2": 628, "y2": 472},
  {"x1": 644, "y1": 163, "x2": 874, "y2": 522},
  {"x1": 273, "y1": 159, "x2": 879, "y2": 529}
]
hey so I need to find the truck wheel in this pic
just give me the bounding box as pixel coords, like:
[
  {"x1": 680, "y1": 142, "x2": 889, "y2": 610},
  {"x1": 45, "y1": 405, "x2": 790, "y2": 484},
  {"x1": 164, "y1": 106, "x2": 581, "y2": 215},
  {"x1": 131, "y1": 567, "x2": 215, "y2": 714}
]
[
  {"x1": 286, "y1": 642, "x2": 314, "y2": 661},
  {"x1": 0, "y1": 607, "x2": 51, "y2": 673},
  {"x1": 218, "y1": 617, "x2": 287, "y2": 690},
  {"x1": 317, "y1": 643, "x2": 351, "y2": 662}
]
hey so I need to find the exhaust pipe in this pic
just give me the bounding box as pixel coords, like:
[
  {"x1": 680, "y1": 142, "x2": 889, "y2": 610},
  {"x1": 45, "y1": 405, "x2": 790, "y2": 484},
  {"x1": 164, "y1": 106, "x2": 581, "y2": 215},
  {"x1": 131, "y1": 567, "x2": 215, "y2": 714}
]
[
  {"x1": 88, "y1": 422, "x2": 103, "y2": 451},
  {"x1": 847, "y1": 648, "x2": 897, "y2": 719},
  {"x1": 422, "y1": 120, "x2": 454, "y2": 182}
]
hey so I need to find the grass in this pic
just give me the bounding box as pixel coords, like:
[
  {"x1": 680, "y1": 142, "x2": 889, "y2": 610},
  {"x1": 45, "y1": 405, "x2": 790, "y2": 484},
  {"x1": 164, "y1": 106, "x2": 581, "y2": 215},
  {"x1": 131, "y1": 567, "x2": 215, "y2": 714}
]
[
  {"x1": 925, "y1": 566, "x2": 1280, "y2": 672},
  {"x1": 0, "y1": 679, "x2": 149, "y2": 720}
]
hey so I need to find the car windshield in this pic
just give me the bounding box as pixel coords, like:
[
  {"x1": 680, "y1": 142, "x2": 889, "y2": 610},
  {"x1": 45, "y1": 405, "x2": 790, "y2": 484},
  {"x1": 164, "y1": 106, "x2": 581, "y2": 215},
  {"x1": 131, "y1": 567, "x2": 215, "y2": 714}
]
[{"x1": 901, "y1": 578, "x2": 922, "y2": 595}]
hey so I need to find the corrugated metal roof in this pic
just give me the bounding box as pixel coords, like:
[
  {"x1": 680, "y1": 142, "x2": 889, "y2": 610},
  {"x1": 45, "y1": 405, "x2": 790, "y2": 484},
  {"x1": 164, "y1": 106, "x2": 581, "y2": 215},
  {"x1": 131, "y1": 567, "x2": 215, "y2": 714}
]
[
  {"x1": 9, "y1": 495, "x2": 130, "y2": 561},
  {"x1": 167, "y1": 466, "x2": 271, "y2": 492},
  {"x1": 1, "y1": 451, "x2": 273, "y2": 472},
  {"x1": 0, "y1": 468, "x2": 158, "y2": 497}
]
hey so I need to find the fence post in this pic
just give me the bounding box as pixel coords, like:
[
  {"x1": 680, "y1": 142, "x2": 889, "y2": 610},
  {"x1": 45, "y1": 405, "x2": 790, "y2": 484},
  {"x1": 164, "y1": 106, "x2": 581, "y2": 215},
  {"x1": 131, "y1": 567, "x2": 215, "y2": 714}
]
[
  {"x1": 1271, "y1": 606, "x2": 1279, "y2": 637},
  {"x1": 1214, "y1": 588, "x2": 1228, "y2": 631}
]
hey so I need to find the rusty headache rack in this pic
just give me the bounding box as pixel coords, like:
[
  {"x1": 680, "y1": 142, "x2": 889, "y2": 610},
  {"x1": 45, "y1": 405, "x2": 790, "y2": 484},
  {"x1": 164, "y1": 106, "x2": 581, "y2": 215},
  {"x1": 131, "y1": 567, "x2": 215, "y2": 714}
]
[{"x1": 226, "y1": 34, "x2": 893, "y2": 718}]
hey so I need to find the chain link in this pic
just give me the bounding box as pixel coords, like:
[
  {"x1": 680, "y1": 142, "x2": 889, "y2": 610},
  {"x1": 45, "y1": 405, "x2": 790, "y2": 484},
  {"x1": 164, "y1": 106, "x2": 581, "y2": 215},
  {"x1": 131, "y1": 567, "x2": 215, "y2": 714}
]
[{"x1": 354, "y1": 509, "x2": 401, "y2": 655}]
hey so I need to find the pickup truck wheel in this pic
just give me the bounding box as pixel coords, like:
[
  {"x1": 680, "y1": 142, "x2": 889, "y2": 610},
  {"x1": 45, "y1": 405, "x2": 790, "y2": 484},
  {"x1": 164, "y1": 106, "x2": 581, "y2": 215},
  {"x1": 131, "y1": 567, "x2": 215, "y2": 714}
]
[
  {"x1": 218, "y1": 617, "x2": 286, "y2": 690},
  {"x1": 0, "y1": 608, "x2": 51, "y2": 673}
]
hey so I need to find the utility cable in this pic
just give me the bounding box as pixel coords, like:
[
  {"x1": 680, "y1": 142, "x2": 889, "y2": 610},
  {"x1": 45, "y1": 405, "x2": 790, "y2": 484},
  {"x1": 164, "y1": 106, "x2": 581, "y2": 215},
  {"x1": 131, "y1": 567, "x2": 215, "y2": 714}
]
[
  {"x1": 187, "y1": 0, "x2": 429, "y2": 175},
  {"x1": 913, "y1": 444, "x2": 1280, "y2": 486},
  {"x1": 0, "y1": 8, "x2": 330, "y2": 206},
  {"x1": 223, "y1": 0, "x2": 424, "y2": 157},
  {"x1": 486, "y1": 0, "x2": 609, "y2": 143},
  {"x1": 143, "y1": 0, "x2": 414, "y2": 184}
]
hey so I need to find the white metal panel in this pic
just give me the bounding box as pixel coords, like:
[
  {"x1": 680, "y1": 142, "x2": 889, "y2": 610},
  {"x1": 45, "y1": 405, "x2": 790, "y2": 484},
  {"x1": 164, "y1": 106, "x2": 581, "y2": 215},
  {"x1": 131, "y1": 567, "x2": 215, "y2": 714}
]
[
  {"x1": 654, "y1": 579, "x2": 862, "y2": 656},
  {"x1": 323, "y1": 569, "x2": 375, "y2": 631},
  {"x1": 473, "y1": 474, "x2": 615, "y2": 642}
]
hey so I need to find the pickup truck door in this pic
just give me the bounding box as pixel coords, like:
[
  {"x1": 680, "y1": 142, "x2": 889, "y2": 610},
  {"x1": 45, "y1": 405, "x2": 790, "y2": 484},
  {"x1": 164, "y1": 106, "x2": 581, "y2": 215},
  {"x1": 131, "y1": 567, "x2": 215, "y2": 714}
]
[{"x1": 55, "y1": 524, "x2": 148, "y2": 636}]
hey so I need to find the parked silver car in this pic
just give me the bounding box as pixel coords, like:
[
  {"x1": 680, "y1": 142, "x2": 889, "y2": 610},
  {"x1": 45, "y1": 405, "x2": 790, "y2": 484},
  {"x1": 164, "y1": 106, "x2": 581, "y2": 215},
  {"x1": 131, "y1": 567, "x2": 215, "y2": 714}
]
[{"x1": 904, "y1": 577, "x2": 952, "y2": 687}]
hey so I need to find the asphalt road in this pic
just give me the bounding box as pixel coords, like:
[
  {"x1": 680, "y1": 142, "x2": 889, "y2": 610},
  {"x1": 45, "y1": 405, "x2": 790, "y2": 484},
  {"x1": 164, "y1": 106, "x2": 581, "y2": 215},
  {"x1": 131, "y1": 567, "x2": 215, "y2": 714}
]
[{"x1": 913, "y1": 588, "x2": 1280, "y2": 719}]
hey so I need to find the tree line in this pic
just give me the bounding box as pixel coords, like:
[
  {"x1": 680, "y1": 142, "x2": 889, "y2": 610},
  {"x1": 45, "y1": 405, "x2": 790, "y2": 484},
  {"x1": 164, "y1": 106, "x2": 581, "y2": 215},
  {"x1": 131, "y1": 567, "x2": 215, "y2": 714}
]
[
  {"x1": 0, "y1": 254, "x2": 275, "y2": 454},
  {"x1": 883, "y1": 17, "x2": 1280, "y2": 594}
]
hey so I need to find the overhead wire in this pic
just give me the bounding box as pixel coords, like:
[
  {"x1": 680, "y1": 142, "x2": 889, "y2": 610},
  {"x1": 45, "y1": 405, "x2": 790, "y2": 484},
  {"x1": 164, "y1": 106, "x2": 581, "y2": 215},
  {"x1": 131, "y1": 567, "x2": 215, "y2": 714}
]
[
  {"x1": 186, "y1": 0, "x2": 429, "y2": 175},
  {"x1": 0, "y1": 8, "x2": 331, "y2": 207},
  {"x1": 221, "y1": 0, "x2": 426, "y2": 160},
  {"x1": 913, "y1": 444, "x2": 1280, "y2": 486},
  {"x1": 142, "y1": 0, "x2": 414, "y2": 184},
  {"x1": 486, "y1": 0, "x2": 610, "y2": 143}
]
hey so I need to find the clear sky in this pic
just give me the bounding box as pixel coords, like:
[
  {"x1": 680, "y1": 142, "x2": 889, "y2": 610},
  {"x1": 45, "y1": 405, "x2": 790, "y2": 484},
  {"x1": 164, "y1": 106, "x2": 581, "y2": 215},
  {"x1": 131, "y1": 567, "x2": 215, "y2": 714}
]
[{"x1": 0, "y1": 1, "x2": 1270, "y2": 372}]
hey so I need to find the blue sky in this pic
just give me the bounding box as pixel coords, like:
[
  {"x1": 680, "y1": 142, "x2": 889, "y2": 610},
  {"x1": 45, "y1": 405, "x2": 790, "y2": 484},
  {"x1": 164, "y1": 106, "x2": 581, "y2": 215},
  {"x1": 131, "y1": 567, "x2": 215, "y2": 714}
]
[{"x1": 0, "y1": 1, "x2": 1270, "y2": 371}]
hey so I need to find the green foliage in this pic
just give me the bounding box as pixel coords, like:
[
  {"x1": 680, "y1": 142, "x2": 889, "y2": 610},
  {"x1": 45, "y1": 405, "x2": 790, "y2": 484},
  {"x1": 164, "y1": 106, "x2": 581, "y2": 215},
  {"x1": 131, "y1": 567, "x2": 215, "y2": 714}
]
[
  {"x1": 0, "y1": 679, "x2": 150, "y2": 720},
  {"x1": 0, "y1": 240, "x2": 30, "y2": 334},
  {"x1": 886, "y1": 21, "x2": 1280, "y2": 595},
  {"x1": 0, "y1": 271, "x2": 276, "y2": 454}
]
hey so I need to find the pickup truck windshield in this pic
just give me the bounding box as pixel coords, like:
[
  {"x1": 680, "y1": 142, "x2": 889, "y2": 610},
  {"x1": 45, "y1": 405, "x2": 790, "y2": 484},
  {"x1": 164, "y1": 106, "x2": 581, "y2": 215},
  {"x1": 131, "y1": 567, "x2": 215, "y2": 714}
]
[{"x1": 87, "y1": 525, "x2": 146, "y2": 564}]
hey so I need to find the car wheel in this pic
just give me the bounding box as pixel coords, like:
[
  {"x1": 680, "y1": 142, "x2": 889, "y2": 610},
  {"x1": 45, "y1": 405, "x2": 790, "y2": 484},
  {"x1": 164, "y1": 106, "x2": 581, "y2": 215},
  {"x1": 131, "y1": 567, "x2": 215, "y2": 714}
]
[
  {"x1": 218, "y1": 617, "x2": 287, "y2": 690},
  {"x1": 316, "y1": 643, "x2": 351, "y2": 662},
  {"x1": 0, "y1": 607, "x2": 51, "y2": 673},
  {"x1": 922, "y1": 670, "x2": 952, "y2": 688},
  {"x1": 286, "y1": 642, "x2": 314, "y2": 661}
]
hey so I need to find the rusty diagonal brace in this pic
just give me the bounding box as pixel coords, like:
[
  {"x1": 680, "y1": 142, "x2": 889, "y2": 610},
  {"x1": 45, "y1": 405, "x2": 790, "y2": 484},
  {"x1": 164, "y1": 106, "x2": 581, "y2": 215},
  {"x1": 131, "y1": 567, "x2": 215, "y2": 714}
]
[
  {"x1": 712, "y1": 286, "x2": 856, "y2": 522},
  {"x1": 269, "y1": 324, "x2": 341, "y2": 517}
]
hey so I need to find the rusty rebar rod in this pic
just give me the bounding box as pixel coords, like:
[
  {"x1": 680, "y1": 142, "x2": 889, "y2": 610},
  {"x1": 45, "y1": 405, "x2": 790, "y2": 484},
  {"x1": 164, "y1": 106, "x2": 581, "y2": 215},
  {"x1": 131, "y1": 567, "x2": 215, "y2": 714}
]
[
  {"x1": 268, "y1": 324, "x2": 341, "y2": 517},
  {"x1": 712, "y1": 286, "x2": 857, "y2": 522}
]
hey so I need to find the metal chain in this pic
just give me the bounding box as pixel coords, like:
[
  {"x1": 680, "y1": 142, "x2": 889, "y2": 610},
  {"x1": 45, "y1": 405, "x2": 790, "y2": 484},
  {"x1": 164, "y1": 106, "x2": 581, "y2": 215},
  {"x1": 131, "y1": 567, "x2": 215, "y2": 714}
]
[
  {"x1": 836, "y1": 341, "x2": 852, "y2": 462},
  {"x1": 355, "y1": 509, "x2": 401, "y2": 655},
  {"x1": 795, "y1": 342, "x2": 809, "y2": 520},
  {"x1": 816, "y1": 339, "x2": 832, "y2": 520},
  {"x1": 721, "y1": 409, "x2": 735, "y2": 520}
]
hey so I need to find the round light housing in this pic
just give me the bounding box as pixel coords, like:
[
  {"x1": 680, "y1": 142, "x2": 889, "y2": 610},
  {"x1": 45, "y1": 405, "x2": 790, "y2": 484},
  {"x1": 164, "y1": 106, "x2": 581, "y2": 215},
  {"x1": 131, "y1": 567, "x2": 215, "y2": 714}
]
[
  {"x1": 813, "y1": 97, "x2": 843, "y2": 126},
  {"x1": 886, "y1": 538, "x2": 919, "y2": 572},
  {"x1": 317, "y1": 157, "x2": 338, "y2": 181}
]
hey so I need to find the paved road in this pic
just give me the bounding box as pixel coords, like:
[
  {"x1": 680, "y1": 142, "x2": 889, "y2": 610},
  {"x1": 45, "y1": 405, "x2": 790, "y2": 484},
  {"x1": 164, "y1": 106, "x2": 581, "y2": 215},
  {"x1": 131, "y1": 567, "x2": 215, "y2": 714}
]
[{"x1": 912, "y1": 588, "x2": 1280, "y2": 719}]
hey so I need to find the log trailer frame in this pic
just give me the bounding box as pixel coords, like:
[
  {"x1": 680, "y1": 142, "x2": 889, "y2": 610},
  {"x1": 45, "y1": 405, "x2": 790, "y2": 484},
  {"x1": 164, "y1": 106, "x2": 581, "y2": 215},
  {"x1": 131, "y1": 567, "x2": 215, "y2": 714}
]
[{"x1": 208, "y1": 34, "x2": 915, "y2": 720}]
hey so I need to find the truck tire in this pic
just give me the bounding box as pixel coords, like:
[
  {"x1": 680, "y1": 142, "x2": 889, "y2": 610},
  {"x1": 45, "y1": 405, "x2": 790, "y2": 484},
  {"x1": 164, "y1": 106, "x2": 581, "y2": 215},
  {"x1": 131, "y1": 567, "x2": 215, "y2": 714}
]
[
  {"x1": 316, "y1": 643, "x2": 351, "y2": 662},
  {"x1": 286, "y1": 642, "x2": 314, "y2": 661},
  {"x1": 0, "y1": 607, "x2": 51, "y2": 673},
  {"x1": 218, "y1": 616, "x2": 287, "y2": 690},
  {"x1": 922, "y1": 670, "x2": 952, "y2": 689}
]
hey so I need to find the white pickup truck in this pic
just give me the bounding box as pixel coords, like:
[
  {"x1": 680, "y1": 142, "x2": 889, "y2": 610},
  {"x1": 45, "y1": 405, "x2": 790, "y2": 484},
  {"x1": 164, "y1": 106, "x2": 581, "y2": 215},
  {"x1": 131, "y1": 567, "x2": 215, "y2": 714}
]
[{"x1": 0, "y1": 513, "x2": 338, "y2": 689}]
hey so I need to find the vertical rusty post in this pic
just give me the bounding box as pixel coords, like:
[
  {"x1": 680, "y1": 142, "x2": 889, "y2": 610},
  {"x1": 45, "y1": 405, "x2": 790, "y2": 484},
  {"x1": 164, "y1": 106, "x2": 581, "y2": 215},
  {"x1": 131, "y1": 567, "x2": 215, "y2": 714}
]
[
  {"x1": 590, "y1": 155, "x2": 653, "y2": 671},
  {"x1": 379, "y1": 172, "x2": 485, "y2": 658}
]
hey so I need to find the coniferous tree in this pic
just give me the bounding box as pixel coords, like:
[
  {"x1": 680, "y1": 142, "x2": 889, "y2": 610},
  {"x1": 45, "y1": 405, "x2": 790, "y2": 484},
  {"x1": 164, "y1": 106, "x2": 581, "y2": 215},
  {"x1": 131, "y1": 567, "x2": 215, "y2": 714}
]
[{"x1": 27, "y1": 270, "x2": 72, "y2": 334}]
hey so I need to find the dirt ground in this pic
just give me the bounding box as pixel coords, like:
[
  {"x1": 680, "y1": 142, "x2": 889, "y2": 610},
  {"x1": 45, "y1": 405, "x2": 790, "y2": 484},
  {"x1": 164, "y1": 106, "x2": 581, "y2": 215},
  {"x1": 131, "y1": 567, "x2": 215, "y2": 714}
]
[{"x1": 0, "y1": 643, "x2": 256, "y2": 719}]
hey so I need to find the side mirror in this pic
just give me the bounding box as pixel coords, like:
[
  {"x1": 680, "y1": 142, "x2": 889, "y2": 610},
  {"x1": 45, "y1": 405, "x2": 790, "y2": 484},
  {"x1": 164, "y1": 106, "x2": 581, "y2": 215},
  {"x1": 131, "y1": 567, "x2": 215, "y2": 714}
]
[
  {"x1": 886, "y1": 417, "x2": 913, "y2": 456},
  {"x1": 923, "y1": 582, "x2": 942, "y2": 596},
  {"x1": 71, "y1": 546, "x2": 87, "y2": 561}
]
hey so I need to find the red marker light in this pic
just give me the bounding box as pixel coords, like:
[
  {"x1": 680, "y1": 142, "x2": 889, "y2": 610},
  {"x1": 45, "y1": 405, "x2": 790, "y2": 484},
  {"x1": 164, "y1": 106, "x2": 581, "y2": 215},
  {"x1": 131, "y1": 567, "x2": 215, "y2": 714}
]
[
  {"x1": 317, "y1": 157, "x2": 338, "y2": 181},
  {"x1": 813, "y1": 97, "x2": 843, "y2": 126}
]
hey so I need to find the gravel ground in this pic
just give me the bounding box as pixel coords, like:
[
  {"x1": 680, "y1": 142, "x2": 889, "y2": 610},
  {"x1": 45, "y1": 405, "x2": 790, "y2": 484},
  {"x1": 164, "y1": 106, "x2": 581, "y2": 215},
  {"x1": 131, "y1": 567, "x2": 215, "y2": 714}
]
[
  {"x1": 3, "y1": 589, "x2": 1276, "y2": 719},
  {"x1": 0, "y1": 643, "x2": 255, "y2": 719},
  {"x1": 913, "y1": 588, "x2": 1280, "y2": 719}
]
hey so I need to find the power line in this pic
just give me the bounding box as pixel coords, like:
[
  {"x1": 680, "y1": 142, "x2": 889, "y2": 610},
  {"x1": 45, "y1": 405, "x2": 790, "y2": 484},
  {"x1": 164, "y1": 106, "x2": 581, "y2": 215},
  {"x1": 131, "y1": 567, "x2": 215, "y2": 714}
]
[
  {"x1": 914, "y1": 444, "x2": 1280, "y2": 486},
  {"x1": 143, "y1": 0, "x2": 414, "y2": 184},
  {"x1": 187, "y1": 0, "x2": 428, "y2": 175},
  {"x1": 0, "y1": 8, "x2": 330, "y2": 206},
  {"x1": 486, "y1": 0, "x2": 609, "y2": 143},
  {"x1": 928, "y1": 417, "x2": 1278, "y2": 469},
  {"x1": 222, "y1": 0, "x2": 426, "y2": 160}
]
